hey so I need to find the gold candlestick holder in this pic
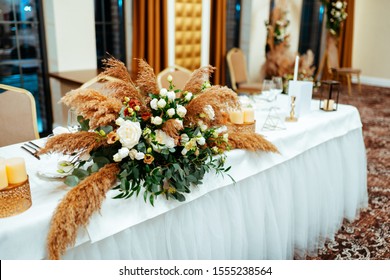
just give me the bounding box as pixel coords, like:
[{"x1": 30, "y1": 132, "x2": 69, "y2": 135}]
[
  {"x1": 0, "y1": 178, "x2": 32, "y2": 218},
  {"x1": 285, "y1": 96, "x2": 298, "y2": 122}
]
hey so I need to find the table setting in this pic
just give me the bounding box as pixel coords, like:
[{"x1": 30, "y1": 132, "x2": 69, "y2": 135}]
[{"x1": 0, "y1": 57, "x2": 368, "y2": 260}]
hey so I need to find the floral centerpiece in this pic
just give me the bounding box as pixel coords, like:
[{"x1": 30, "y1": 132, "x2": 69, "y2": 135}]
[
  {"x1": 39, "y1": 58, "x2": 278, "y2": 259},
  {"x1": 321, "y1": 0, "x2": 348, "y2": 36}
]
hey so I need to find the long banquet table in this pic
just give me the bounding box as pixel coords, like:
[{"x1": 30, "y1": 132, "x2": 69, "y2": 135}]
[{"x1": 0, "y1": 96, "x2": 368, "y2": 260}]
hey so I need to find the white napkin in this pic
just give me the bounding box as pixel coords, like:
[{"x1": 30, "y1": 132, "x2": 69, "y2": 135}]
[{"x1": 53, "y1": 126, "x2": 69, "y2": 135}]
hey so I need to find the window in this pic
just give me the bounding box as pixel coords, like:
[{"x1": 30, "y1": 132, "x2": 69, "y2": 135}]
[
  {"x1": 0, "y1": 0, "x2": 51, "y2": 135},
  {"x1": 94, "y1": 0, "x2": 126, "y2": 68}
]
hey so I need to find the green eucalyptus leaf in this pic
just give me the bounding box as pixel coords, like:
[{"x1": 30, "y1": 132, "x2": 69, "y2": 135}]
[
  {"x1": 72, "y1": 168, "x2": 89, "y2": 180},
  {"x1": 64, "y1": 175, "x2": 80, "y2": 187}
]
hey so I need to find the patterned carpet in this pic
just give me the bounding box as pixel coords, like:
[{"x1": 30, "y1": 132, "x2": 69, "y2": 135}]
[{"x1": 308, "y1": 84, "x2": 390, "y2": 260}]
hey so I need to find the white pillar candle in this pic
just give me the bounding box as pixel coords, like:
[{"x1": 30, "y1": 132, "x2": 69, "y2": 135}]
[
  {"x1": 229, "y1": 111, "x2": 244, "y2": 124},
  {"x1": 323, "y1": 99, "x2": 334, "y2": 111},
  {"x1": 293, "y1": 55, "x2": 299, "y2": 81},
  {"x1": 5, "y1": 158, "x2": 28, "y2": 185},
  {"x1": 0, "y1": 159, "x2": 8, "y2": 190},
  {"x1": 243, "y1": 108, "x2": 255, "y2": 123}
]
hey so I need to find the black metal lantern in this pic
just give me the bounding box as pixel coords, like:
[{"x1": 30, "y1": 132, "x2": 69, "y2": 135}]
[{"x1": 319, "y1": 80, "x2": 340, "y2": 111}]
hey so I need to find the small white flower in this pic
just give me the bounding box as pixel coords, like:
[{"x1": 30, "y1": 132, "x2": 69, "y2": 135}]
[
  {"x1": 167, "y1": 108, "x2": 175, "y2": 117},
  {"x1": 157, "y1": 98, "x2": 167, "y2": 108},
  {"x1": 335, "y1": 1, "x2": 343, "y2": 9},
  {"x1": 118, "y1": 147, "x2": 129, "y2": 159},
  {"x1": 155, "y1": 129, "x2": 176, "y2": 149},
  {"x1": 335, "y1": 11, "x2": 341, "y2": 18},
  {"x1": 115, "y1": 117, "x2": 125, "y2": 126},
  {"x1": 151, "y1": 116, "x2": 163, "y2": 125},
  {"x1": 150, "y1": 98, "x2": 158, "y2": 110},
  {"x1": 113, "y1": 153, "x2": 122, "y2": 162},
  {"x1": 223, "y1": 133, "x2": 229, "y2": 142},
  {"x1": 200, "y1": 123, "x2": 208, "y2": 132},
  {"x1": 129, "y1": 149, "x2": 137, "y2": 160},
  {"x1": 216, "y1": 125, "x2": 227, "y2": 134},
  {"x1": 185, "y1": 92, "x2": 193, "y2": 101},
  {"x1": 167, "y1": 75, "x2": 173, "y2": 82},
  {"x1": 197, "y1": 136, "x2": 206, "y2": 146},
  {"x1": 184, "y1": 138, "x2": 197, "y2": 151},
  {"x1": 167, "y1": 91, "x2": 176, "y2": 102},
  {"x1": 175, "y1": 119, "x2": 183, "y2": 128},
  {"x1": 203, "y1": 105, "x2": 215, "y2": 120},
  {"x1": 135, "y1": 152, "x2": 145, "y2": 160},
  {"x1": 181, "y1": 133, "x2": 189, "y2": 144},
  {"x1": 159, "y1": 88, "x2": 168, "y2": 97},
  {"x1": 143, "y1": 127, "x2": 152, "y2": 137},
  {"x1": 211, "y1": 146, "x2": 219, "y2": 154},
  {"x1": 176, "y1": 105, "x2": 187, "y2": 118},
  {"x1": 181, "y1": 148, "x2": 188, "y2": 155}
]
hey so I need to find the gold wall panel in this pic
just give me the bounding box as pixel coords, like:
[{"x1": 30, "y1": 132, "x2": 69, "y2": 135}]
[{"x1": 175, "y1": 0, "x2": 202, "y2": 70}]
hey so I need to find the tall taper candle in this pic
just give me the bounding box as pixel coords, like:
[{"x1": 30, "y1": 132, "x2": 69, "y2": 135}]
[{"x1": 293, "y1": 55, "x2": 299, "y2": 81}]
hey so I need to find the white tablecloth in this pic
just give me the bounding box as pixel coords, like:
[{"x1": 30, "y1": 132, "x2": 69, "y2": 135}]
[{"x1": 0, "y1": 96, "x2": 368, "y2": 259}]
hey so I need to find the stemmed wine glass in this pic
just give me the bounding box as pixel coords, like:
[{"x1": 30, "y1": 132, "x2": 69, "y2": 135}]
[
  {"x1": 67, "y1": 108, "x2": 81, "y2": 133},
  {"x1": 269, "y1": 77, "x2": 283, "y2": 103}
]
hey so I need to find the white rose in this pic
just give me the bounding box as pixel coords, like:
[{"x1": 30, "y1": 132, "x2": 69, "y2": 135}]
[
  {"x1": 223, "y1": 133, "x2": 229, "y2": 142},
  {"x1": 335, "y1": 1, "x2": 343, "y2": 9},
  {"x1": 115, "y1": 117, "x2": 125, "y2": 126},
  {"x1": 175, "y1": 119, "x2": 183, "y2": 128},
  {"x1": 159, "y1": 88, "x2": 168, "y2": 97},
  {"x1": 200, "y1": 123, "x2": 208, "y2": 132},
  {"x1": 155, "y1": 129, "x2": 176, "y2": 149},
  {"x1": 185, "y1": 92, "x2": 193, "y2": 101},
  {"x1": 335, "y1": 11, "x2": 341, "y2": 18},
  {"x1": 167, "y1": 75, "x2": 173, "y2": 82},
  {"x1": 157, "y1": 98, "x2": 167, "y2": 108},
  {"x1": 216, "y1": 125, "x2": 227, "y2": 134},
  {"x1": 150, "y1": 98, "x2": 158, "y2": 110},
  {"x1": 203, "y1": 105, "x2": 215, "y2": 120},
  {"x1": 181, "y1": 148, "x2": 188, "y2": 155},
  {"x1": 167, "y1": 91, "x2": 176, "y2": 102},
  {"x1": 135, "y1": 152, "x2": 145, "y2": 160},
  {"x1": 167, "y1": 108, "x2": 175, "y2": 117},
  {"x1": 118, "y1": 147, "x2": 129, "y2": 159},
  {"x1": 151, "y1": 116, "x2": 163, "y2": 125},
  {"x1": 176, "y1": 105, "x2": 187, "y2": 118},
  {"x1": 116, "y1": 120, "x2": 142, "y2": 149}
]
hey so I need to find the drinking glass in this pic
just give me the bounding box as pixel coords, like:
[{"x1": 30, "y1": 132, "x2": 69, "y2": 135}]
[
  {"x1": 268, "y1": 76, "x2": 283, "y2": 102},
  {"x1": 67, "y1": 108, "x2": 81, "y2": 133}
]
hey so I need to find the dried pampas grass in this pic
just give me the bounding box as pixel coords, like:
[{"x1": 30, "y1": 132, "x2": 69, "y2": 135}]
[
  {"x1": 162, "y1": 119, "x2": 183, "y2": 139},
  {"x1": 38, "y1": 131, "x2": 107, "y2": 156},
  {"x1": 104, "y1": 80, "x2": 145, "y2": 104},
  {"x1": 183, "y1": 65, "x2": 215, "y2": 94},
  {"x1": 185, "y1": 86, "x2": 240, "y2": 127},
  {"x1": 228, "y1": 132, "x2": 279, "y2": 153},
  {"x1": 47, "y1": 163, "x2": 120, "y2": 259},
  {"x1": 61, "y1": 88, "x2": 122, "y2": 129},
  {"x1": 100, "y1": 56, "x2": 133, "y2": 84},
  {"x1": 135, "y1": 59, "x2": 159, "y2": 95}
]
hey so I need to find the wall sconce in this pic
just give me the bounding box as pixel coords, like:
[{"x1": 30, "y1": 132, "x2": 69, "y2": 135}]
[{"x1": 319, "y1": 80, "x2": 340, "y2": 111}]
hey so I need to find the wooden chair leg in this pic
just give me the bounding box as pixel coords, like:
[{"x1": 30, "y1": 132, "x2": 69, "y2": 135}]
[
  {"x1": 346, "y1": 74, "x2": 352, "y2": 96},
  {"x1": 357, "y1": 74, "x2": 362, "y2": 94}
]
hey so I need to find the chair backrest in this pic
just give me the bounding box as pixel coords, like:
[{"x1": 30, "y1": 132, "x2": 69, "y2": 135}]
[
  {"x1": 157, "y1": 65, "x2": 192, "y2": 90},
  {"x1": 326, "y1": 37, "x2": 340, "y2": 72},
  {"x1": 0, "y1": 84, "x2": 39, "y2": 147},
  {"x1": 226, "y1": 48, "x2": 249, "y2": 91}
]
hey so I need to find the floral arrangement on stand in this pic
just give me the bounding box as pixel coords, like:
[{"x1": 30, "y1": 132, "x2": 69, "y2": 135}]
[
  {"x1": 262, "y1": 0, "x2": 316, "y2": 92},
  {"x1": 38, "y1": 57, "x2": 278, "y2": 259},
  {"x1": 321, "y1": 0, "x2": 348, "y2": 36}
]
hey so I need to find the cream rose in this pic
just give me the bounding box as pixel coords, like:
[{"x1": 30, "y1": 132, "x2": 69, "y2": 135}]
[
  {"x1": 176, "y1": 105, "x2": 187, "y2": 118},
  {"x1": 117, "y1": 120, "x2": 142, "y2": 149}
]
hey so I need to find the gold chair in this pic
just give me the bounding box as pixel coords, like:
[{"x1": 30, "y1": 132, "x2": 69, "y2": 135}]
[
  {"x1": 0, "y1": 84, "x2": 39, "y2": 146},
  {"x1": 226, "y1": 48, "x2": 262, "y2": 94},
  {"x1": 326, "y1": 39, "x2": 361, "y2": 96},
  {"x1": 157, "y1": 65, "x2": 192, "y2": 90}
]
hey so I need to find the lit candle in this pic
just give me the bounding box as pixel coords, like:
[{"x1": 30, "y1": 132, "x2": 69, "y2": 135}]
[
  {"x1": 243, "y1": 108, "x2": 255, "y2": 123},
  {"x1": 5, "y1": 157, "x2": 28, "y2": 185},
  {"x1": 0, "y1": 159, "x2": 8, "y2": 190},
  {"x1": 322, "y1": 99, "x2": 334, "y2": 111},
  {"x1": 229, "y1": 111, "x2": 244, "y2": 124},
  {"x1": 293, "y1": 55, "x2": 299, "y2": 81}
]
